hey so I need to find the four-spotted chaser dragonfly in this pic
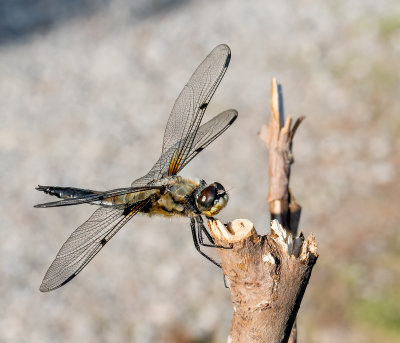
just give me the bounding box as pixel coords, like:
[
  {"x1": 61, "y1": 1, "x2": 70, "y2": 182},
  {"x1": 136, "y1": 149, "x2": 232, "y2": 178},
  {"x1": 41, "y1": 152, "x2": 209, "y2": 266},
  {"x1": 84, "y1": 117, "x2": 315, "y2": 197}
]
[{"x1": 36, "y1": 44, "x2": 238, "y2": 292}]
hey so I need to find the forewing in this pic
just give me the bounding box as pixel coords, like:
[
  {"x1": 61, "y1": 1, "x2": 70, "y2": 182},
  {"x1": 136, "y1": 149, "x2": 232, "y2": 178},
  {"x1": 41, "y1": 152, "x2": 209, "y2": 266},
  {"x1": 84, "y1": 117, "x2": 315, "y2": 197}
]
[
  {"x1": 131, "y1": 45, "x2": 233, "y2": 187},
  {"x1": 132, "y1": 109, "x2": 237, "y2": 186},
  {"x1": 174, "y1": 109, "x2": 238, "y2": 172},
  {"x1": 39, "y1": 201, "x2": 148, "y2": 292},
  {"x1": 163, "y1": 44, "x2": 231, "y2": 174},
  {"x1": 131, "y1": 152, "x2": 172, "y2": 186}
]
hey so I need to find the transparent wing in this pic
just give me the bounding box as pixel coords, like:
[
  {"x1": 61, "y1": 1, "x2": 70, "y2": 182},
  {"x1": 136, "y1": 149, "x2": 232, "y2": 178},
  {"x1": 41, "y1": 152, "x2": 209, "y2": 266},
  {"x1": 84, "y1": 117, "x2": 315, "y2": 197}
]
[
  {"x1": 162, "y1": 44, "x2": 231, "y2": 155},
  {"x1": 132, "y1": 109, "x2": 237, "y2": 186},
  {"x1": 132, "y1": 44, "x2": 234, "y2": 187},
  {"x1": 175, "y1": 109, "x2": 237, "y2": 172},
  {"x1": 39, "y1": 201, "x2": 148, "y2": 292}
]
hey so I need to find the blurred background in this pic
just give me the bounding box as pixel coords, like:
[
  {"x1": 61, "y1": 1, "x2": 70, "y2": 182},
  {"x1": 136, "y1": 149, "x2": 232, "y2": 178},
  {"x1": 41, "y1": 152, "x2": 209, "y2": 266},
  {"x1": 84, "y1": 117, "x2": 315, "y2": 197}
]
[{"x1": 1, "y1": 0, "x2": 399, "y2": 342}]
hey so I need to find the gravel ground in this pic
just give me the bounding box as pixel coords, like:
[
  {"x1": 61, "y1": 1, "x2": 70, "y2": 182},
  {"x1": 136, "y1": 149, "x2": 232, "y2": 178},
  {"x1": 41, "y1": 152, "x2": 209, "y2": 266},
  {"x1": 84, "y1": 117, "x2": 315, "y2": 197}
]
[{"x1": 1, "y1": 1, "x2": 399, "y2": 342}]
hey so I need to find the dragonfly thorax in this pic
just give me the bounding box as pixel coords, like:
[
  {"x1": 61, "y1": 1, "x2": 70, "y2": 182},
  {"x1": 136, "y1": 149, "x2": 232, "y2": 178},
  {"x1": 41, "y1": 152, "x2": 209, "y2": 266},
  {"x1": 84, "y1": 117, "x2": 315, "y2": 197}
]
[{"x1": 142, "y1": 177, "x2": 229, "y2": 218}]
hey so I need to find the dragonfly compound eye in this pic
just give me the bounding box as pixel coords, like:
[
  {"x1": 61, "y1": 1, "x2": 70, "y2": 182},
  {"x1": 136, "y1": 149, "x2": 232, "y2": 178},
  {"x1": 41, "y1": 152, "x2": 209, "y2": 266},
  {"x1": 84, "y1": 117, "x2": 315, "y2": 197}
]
[
  {"x1": 196, "y1": 186, "x2": 217, "y2": 212},
  {"x1": 213, "y1": 182, "x2": 225, "y2": 193},
  {"x1": 196, "y1": 183, "x2": 229, "y2": 216}
]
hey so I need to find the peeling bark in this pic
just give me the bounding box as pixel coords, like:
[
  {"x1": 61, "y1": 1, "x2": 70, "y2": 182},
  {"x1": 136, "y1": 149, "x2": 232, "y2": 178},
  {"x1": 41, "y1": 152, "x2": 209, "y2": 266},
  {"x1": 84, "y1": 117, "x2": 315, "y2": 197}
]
[{"x1": 209, "y1": 220, "x2": 318, "y2": 343}]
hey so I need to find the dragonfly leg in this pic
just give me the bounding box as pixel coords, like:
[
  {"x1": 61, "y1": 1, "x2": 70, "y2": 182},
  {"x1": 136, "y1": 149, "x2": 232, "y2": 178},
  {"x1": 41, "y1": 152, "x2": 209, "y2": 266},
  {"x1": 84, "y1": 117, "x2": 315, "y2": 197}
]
[
  {"x1": 196, "y1": 215, "x2": 216, "y2": 244},
  {"x1": 196, "y1": 216, "x2": 218, "y2": 247},
  {"x1": 197, "y1": 216, "x2": 232, "y2": 250},
  {"x1": 190, "y1": 218, "x2": 221, "y2": 268}
]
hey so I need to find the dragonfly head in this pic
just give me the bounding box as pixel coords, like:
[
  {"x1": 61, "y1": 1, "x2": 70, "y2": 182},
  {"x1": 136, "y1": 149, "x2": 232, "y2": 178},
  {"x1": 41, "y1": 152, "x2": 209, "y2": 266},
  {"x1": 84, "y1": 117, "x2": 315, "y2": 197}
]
[{"x1": 195, "y1": 182, "x2": 229, "y2": 217}]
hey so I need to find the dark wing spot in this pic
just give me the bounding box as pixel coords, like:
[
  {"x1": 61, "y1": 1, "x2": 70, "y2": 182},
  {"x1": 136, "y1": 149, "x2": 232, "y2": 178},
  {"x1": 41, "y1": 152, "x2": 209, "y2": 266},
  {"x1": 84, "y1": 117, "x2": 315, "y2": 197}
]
[
  {"x1": 195, "y1": 147, "x2": 204, "y2": 153},
  {"x1": 100, "y1": 238, "x2": 107, "y2": 246},
  {"x1": 224, "y1": 53, "x2": 231, "y2": 68},
  {"x1": 59, "y1": 274, "x2": 77, "y2": 288},
  {"x1": 228, "y1": 112, "x2": 238, "y2": 125},
  {"x1": 122, "y1": 206, "x2": 133, "y2": 216},
  {"x1": 200, "y1": 103, "x2": 208, "y2": 110}
]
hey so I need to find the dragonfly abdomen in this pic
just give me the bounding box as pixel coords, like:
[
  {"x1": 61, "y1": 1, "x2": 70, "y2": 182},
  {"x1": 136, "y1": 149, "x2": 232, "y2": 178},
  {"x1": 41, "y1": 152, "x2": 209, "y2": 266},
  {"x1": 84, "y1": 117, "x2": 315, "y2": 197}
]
[
  {"x1": 36, "y1": 186, "x2": 99, "y2": 199},
  {"x1": 101, "y1": 189, "x2": 161, "y2": 206}
]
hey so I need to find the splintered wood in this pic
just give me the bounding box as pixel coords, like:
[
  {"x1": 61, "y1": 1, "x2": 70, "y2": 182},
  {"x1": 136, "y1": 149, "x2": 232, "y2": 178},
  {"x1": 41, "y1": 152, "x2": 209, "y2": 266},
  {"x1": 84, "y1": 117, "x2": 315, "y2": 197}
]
[{"x1": 209, "y1": 219, "x2": 317, "y2": 343}]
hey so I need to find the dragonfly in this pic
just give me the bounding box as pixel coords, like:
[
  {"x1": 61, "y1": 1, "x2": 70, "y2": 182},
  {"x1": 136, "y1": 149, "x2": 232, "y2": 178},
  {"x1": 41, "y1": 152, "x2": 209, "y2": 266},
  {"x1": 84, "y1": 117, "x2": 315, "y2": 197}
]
[{"x1": 36, "y1": 44, "x2": 238, "y2": 292}]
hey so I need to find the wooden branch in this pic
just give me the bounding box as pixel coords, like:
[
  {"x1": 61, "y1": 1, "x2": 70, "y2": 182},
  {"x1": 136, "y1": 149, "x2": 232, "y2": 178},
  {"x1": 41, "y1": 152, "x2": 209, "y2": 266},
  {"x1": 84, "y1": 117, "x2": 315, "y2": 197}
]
[
  {"x1": 259, "y1": 78, "x2": 305, "y2": 342},
  {"x1": 206, "y1": 78, "x2": 317, "y2": 343},
  {"x1": 259, "y1": 78, "x2": 304, "y2": 234},
  {"x1": 208, "y1": 219, "x2": 318, "y2": 343}
]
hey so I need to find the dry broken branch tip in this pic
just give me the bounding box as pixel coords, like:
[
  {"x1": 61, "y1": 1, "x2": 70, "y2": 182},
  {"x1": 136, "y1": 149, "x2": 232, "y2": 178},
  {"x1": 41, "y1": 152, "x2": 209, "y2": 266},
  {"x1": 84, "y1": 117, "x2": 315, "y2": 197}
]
[{"x1": 208, "y1": 219, "x2": 318, "y2": 343}]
